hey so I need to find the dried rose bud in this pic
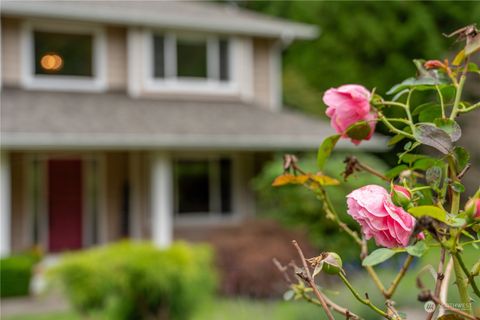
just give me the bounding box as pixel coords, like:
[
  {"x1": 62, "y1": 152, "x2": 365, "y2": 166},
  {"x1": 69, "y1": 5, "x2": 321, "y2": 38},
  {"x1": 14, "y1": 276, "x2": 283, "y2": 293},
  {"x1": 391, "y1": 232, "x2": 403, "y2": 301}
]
[{"x1": 391, "y1": 185, "x2": 412, "y2": 208}]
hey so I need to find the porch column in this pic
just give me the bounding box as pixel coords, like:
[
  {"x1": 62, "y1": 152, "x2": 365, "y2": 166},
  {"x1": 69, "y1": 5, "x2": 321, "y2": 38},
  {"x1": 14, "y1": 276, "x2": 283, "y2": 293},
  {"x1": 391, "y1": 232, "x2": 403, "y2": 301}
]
[
  {"x1": 150, "y1": 152, "x2": 173, "y2": 248},
  {"x1": 0, "y1": 151, "x2": 11, "y2": 256}
]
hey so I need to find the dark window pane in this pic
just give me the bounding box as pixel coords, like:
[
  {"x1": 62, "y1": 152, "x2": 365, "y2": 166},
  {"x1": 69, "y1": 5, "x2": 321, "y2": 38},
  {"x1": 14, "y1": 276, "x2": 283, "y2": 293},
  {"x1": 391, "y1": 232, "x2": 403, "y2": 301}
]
[
  {"x1": 175, "y1": 160, "x2": 210, "y2": 214},
  {"x1": 220, "y1": 158, "x2": 232, "y2": 214},
  {"x1": 176, "y1": 38, "x2": 207, "y2": 78},
  {"x1": 153, "y1": 35, "x2": 165, "y2": 78},
  {"x1": 219, "y1": 39, "x2": 229, "y2": 81},
  {"x1": 34, "y1": 31, "x2": 93, "y2": 76}
]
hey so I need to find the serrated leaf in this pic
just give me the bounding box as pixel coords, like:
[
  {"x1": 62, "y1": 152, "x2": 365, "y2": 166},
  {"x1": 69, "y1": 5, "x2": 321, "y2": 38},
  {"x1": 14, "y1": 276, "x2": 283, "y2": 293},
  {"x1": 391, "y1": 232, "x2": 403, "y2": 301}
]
[
  {"x1": 419, "y1": 107, "x2": 442, "y2": 123},
  {"x1": 399, "y1": 153, "x2": 428, "y2": 164},
  {"x1": 309, "y1": 174, "x2": 340, "y2": 186},
  {"x1": 272, "y1": 173, "x2": 339, "y2": 187},
  {"x1": 453, "y1": 146, "x2": 469, "y2": 172},
  {"x1": 433, "y1": 118, "x2": 461, "y2": 142},
  {"x1": 317, "y1": 134, "x2": 340, "y2": 170},
  {"x1": 345, "y1": 121, "x2": 371, "y2": 140},
  {"x1": 451, "y1": 181, "x2": 465, "y2": 193},
  {"x1": 406, "y1": 241, "x2": 428, "y2": 257},
  {"x1": 413, "y1": 158, "x2": 441, "y2": 171},
  {"x1": 385, "y1": 165, "x2": 408, "y2": 179},
  {"x1": 408, "y1": 205, "x2": 447, "y2": 223},
  {"x1": 362, "y1": 248, "x2": 398, "y2": 267},
  {"x1": 467, "y1": 62, "x2": 480, "y2": 74},
  {"x1": 392, "y1": 89, "x2": 409, "y2": 102},
  {"x1": 426, "y1": 166, "x2": 443, "y2": 189},
  {"x1": 414, "y1": 124, "x2": 452, "y2": 154}
]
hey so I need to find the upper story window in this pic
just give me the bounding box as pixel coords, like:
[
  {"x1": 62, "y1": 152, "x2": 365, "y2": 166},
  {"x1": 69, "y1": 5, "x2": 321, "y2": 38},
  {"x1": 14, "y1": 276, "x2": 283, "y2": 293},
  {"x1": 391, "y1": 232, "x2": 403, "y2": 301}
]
[
  {"x1": 21, "y1": 21, "x2": 106, "y2": 91},
  {"x1": 145, "y1": 32, "x2": 233, "y2": 92},
  {"x1": 34, "y1": 31, "x2": 93, "y2": 76}
]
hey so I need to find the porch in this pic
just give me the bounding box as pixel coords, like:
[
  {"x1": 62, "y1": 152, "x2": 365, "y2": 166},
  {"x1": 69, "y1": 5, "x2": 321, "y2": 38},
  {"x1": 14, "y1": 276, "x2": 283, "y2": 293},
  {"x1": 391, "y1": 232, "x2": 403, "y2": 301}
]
[{"x1": 0, "y1": 150, "x2": 260, "y2": 255}]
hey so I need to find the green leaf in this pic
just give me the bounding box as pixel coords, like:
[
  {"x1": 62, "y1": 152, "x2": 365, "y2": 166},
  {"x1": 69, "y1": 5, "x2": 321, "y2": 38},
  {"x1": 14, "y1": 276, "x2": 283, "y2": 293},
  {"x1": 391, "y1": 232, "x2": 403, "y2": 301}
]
[
  {"x1": 345, "y1": 121, "x2": 371, "y2": 140},
  {"x1": 388, "y1": 133, "x2": 406, "y2": 146},
  {"x1": 433, "y1": 118, "x2": 461, "y2": 142},
  {"x1": 399, "y1": 153, "x2": 428, "y2": 165},
  {"x1": 413, "y1": 158, "x2": 441, "y2": 171},
  {"x1": 317, "y1": 135, "x2": 340, "y2": 170},
  {"x1": 406, "y1": 241, "x2": 428, "y2": 257},
  {"x1": 466, "y1": 62, "x2": 480, "y2": 75},
  {"x1": 414, "y1": 124, "x2": 452, "y2": 154},
  {"x1": 419, "y1": 106, "x2": 442, "y2": 122},
  {"x1": 385, "y1": 164, "x2": 408, "y2": 179},
  {"x1": 412, "y1": 102, "x2": 438, "y2": 116},
  {"x1": 451, "y1": 181, "x2": 465, "y2": 193},
  {"x1": 408, "y1": 205, "x2": 447, "y2": 223},
  {"x1": 362, "y1": 248, "x2": 398, "y2": 267},
  {"x1": 453, "y1": 146, "x2": 470, "y2": 172},
  {"x1": 283, "y1": 290, "x2": 294, "y2": 301}
]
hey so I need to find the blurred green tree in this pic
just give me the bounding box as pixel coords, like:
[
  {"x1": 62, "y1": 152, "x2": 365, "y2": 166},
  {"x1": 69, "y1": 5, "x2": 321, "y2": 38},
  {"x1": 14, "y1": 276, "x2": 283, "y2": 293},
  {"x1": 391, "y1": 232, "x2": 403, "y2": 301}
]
[{"x1": 237, "y1": 1, "x2": 480, "y2": 117}]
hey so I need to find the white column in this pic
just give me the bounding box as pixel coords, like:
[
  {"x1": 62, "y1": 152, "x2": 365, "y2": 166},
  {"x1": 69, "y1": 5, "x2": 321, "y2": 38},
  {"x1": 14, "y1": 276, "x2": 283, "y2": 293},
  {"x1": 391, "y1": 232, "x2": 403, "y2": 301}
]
[
  {"x1": 0, "y1": 151, "x2": 11, "y2": 256},
  {"x1": 150, "y1": 152, "x2": 173, "y2": 248}
]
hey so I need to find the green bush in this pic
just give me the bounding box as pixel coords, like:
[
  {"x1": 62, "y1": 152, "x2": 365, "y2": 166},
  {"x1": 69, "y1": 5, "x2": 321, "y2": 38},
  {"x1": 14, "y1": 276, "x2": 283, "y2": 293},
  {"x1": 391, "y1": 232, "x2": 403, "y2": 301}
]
[
  {"x1": 253, "y1": 152, "x2": 389, "y2": 262},
  {"x1": 48, "y1": 241, "x2": 217, "y2": 320},
  {"x1": 1, "y1": 251, "x2": 41, "y2": 298}
]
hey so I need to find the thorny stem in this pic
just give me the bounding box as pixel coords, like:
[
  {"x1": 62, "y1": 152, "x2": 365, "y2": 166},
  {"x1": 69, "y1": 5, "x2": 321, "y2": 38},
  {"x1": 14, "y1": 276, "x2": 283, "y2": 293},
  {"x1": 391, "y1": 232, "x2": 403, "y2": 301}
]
[
  {"x1": 337, "y1": 272, "x2": 392, "y2": 319},
  {"x1": 426, "y1": 248, "x2": 446, "y2": 320},
  {"x1": 435, "y1": 84, "x2": 446, "y2": 118},
  {"x1": 384, "y1": 255, "x2": 414, "y2": 299},
  {"x1": 452, "y1": 254, "x2": 472, "y2": 314},
  {"x1": 454, "y1": 252, "x2": 480, "y2": 298},
  {"x1": 459, "y1": 101, "x2": 480, "y2": 113},
  {"x1": 428, "y1": 295, "x2": 478, "y2": 320},
  {"x1": 292, "y1": 240, "x2": 335, "y2": 320},
  {"x1": 438, "y1": 257, "x2": 453, "y2": 317},
  {"x1": 300, "y1": 291, "x2": 362, "y2": 320},
  {"x1": 450, "y1": 56, "x2": 469, "y2": 120},
  {"x1": 405, "y1": 90, "x2": 416, "y2": 133}
]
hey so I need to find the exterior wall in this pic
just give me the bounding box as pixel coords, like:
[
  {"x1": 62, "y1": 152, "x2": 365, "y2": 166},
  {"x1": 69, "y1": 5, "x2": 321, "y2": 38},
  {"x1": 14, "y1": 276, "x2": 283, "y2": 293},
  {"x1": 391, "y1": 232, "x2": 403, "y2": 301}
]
[
  {"x1": 10, "y1": 153, "x2": 31, "y2": 251},
  {"x1": 106, "y1": 27, "x2": 127, "y2": 90},
  {"x1": 1, "y1": 17, "x2": 22, "y2": 87},
  {"x1": 252, "y1": 38, "x2": 280, "y2": 111}
]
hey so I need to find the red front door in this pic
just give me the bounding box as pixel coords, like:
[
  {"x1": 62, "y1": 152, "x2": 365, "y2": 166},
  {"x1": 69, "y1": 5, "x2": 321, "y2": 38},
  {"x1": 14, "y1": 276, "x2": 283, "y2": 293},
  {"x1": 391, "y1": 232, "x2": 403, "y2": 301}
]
[{"x1": 48, "y1": 159, "x2": 83, "y2": 252}]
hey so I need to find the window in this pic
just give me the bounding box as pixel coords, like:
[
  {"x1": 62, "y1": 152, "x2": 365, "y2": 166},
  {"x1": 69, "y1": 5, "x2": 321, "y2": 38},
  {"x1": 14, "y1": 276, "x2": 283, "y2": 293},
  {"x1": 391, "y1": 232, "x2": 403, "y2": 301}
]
[
  {"x1": 34, "y1": 31, "x2": 93, "y2": 77},
  {"x1": 152, "y1": 34, "x2": 230, "y2": 82},
  {"x1": 22, "y1": 22, "x2": 106, "y2": 91},
  {"x1": 174, "y1": 158, "x2": 232, "y2": 215}
]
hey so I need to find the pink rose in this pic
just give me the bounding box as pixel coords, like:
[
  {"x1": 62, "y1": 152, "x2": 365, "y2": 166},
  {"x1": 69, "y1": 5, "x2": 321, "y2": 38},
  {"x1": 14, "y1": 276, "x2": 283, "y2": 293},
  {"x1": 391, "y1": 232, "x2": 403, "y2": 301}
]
[
  {"x1": 390, "y1": 185, "x2": 412, "y2": 208},
  {"x1": 465, "y1": 198, "x2": 480, "y2": 219},
  {"x1": 323, "y1": 84, "x2": 377, "y2": 145},
  {"x1": 347, "y1": 185, "x2": 417, "y2": 248}
]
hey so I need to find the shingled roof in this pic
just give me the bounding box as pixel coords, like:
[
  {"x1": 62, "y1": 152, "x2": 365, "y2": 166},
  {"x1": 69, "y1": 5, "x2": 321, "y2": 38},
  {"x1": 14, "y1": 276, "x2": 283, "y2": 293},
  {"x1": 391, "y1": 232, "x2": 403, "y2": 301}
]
[
  {"x1": 1, "y1": 88, "x2": 387, "y2": 151},
  {"x1": 1, "y1": 0, "x2": 318, "y2": 39}
]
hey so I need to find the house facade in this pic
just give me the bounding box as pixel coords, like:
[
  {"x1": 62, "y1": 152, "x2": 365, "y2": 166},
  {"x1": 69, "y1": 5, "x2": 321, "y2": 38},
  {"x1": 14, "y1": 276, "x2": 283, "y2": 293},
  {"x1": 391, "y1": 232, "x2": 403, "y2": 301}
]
[{"x1": 0, "y1": 1, "x2": 383, "y2": 256}]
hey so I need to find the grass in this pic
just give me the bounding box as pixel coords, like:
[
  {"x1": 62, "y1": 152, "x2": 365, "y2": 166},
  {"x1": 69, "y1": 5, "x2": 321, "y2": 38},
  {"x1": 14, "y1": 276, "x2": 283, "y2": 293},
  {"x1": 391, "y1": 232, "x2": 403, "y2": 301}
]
[{"x1": 4, "y1": 247, "x2": 478, "y2": 320}]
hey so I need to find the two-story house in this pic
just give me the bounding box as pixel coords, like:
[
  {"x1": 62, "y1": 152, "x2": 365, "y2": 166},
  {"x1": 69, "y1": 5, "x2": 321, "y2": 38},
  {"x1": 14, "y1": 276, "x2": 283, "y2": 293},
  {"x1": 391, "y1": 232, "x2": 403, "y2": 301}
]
[{"x1": 0, "y1": 1, "x2": 385, "y2": 256}]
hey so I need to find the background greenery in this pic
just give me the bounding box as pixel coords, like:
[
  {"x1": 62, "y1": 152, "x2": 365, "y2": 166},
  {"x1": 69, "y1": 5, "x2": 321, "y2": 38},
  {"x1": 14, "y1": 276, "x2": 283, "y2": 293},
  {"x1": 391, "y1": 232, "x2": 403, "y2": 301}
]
[{"x1": 238, "y1": 1, "x2": 480, "y2": 118}]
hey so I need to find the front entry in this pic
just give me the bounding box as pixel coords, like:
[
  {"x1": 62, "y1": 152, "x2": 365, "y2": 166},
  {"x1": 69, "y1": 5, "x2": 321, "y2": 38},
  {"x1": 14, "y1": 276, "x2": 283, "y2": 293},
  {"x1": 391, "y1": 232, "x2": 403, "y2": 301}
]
[{"x1": 48, "y1": 159, "x2": 83, "y2": 252}]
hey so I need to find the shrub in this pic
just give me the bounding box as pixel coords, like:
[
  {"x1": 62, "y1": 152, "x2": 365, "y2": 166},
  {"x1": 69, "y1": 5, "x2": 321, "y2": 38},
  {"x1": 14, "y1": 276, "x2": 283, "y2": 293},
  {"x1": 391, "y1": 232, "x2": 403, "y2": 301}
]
[
  {"x1": 48, "y1": 241, "x2": 217, "y2": 320},
  {"x1": 0, "y1": 250, "x2": 41, "y2": 298},
  {"x1": 207, "y1": 219, "x2": 317, "y2": 298},
  {"x1": 252, "y1": 152, "x2": 389, "y2": 262}
]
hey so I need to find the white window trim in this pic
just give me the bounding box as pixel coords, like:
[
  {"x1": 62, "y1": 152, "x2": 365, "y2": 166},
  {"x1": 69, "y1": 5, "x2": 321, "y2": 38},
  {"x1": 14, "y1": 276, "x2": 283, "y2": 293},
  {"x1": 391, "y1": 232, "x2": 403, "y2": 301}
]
[
  {"x1": 143, "y1": 30, "x2": 239, "y2": 95},
  {"x1": 173, "y1": 155, "x2": 239, "y2": 226},
  {"x1": 20, "y1": 20, "x2": 107, "y2": 92}
]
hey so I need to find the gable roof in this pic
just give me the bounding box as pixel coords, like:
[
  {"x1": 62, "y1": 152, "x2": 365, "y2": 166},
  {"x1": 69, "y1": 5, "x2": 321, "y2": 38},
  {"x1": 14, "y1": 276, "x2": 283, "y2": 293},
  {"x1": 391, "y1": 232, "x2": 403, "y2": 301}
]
[
  {"x1": 1, "y1": 0, "x2": 318, "y2": 39},
  {"x1": 1, "y1": 88, "x2": 387, "y2": 151}
]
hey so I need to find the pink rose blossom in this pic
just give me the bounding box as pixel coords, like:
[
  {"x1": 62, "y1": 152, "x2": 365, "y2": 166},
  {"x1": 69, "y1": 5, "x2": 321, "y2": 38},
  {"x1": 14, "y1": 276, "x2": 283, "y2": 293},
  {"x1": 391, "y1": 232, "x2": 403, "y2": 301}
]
[
  {"x1": 466, "y1": 198, "x2": 480, "y2": 219},
  {"x1": 323, "y1": 84, "x2": 377, "y2": 145},
  {"x1": 347, "y1": 185, "x2": 417, "y2": 248}
]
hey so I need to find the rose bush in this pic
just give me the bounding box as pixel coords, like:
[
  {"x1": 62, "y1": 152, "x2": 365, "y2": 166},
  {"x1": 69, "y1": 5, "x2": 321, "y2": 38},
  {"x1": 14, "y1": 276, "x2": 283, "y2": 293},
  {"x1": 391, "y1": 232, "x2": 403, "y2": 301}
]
[{"x1": 273, "y1": 25, "x2": 480, "y2": 320}]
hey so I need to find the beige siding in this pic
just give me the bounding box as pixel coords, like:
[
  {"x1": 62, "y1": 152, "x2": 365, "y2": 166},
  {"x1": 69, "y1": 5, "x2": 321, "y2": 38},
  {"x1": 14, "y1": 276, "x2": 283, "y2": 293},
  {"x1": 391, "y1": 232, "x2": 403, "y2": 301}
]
[
  {"x1": 1, "y1": 18, "x2": 22, "y2": 87},
  {"x1": 107, "y1": 27, "x2": 127, "y2": 90},
  {"x1": 253, "y1": 38, "x2": 274, "y2": 109}
]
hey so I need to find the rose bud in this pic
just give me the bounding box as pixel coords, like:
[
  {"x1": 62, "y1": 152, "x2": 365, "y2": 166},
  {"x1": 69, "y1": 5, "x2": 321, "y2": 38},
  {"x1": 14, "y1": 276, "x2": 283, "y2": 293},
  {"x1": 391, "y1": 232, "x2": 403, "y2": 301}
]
[
  {"x1": 322, "y1": 252, "x2": 343, "y2": 275},
  {"x1": 424, "y1": 60, "x2": 446, "y2": 70},
  {"x1": 391, "y1": 185, "x2": 412, "y2": 208},
  {"x1": 465, "y1": 198, "x2": 480, "y2": 220}
]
